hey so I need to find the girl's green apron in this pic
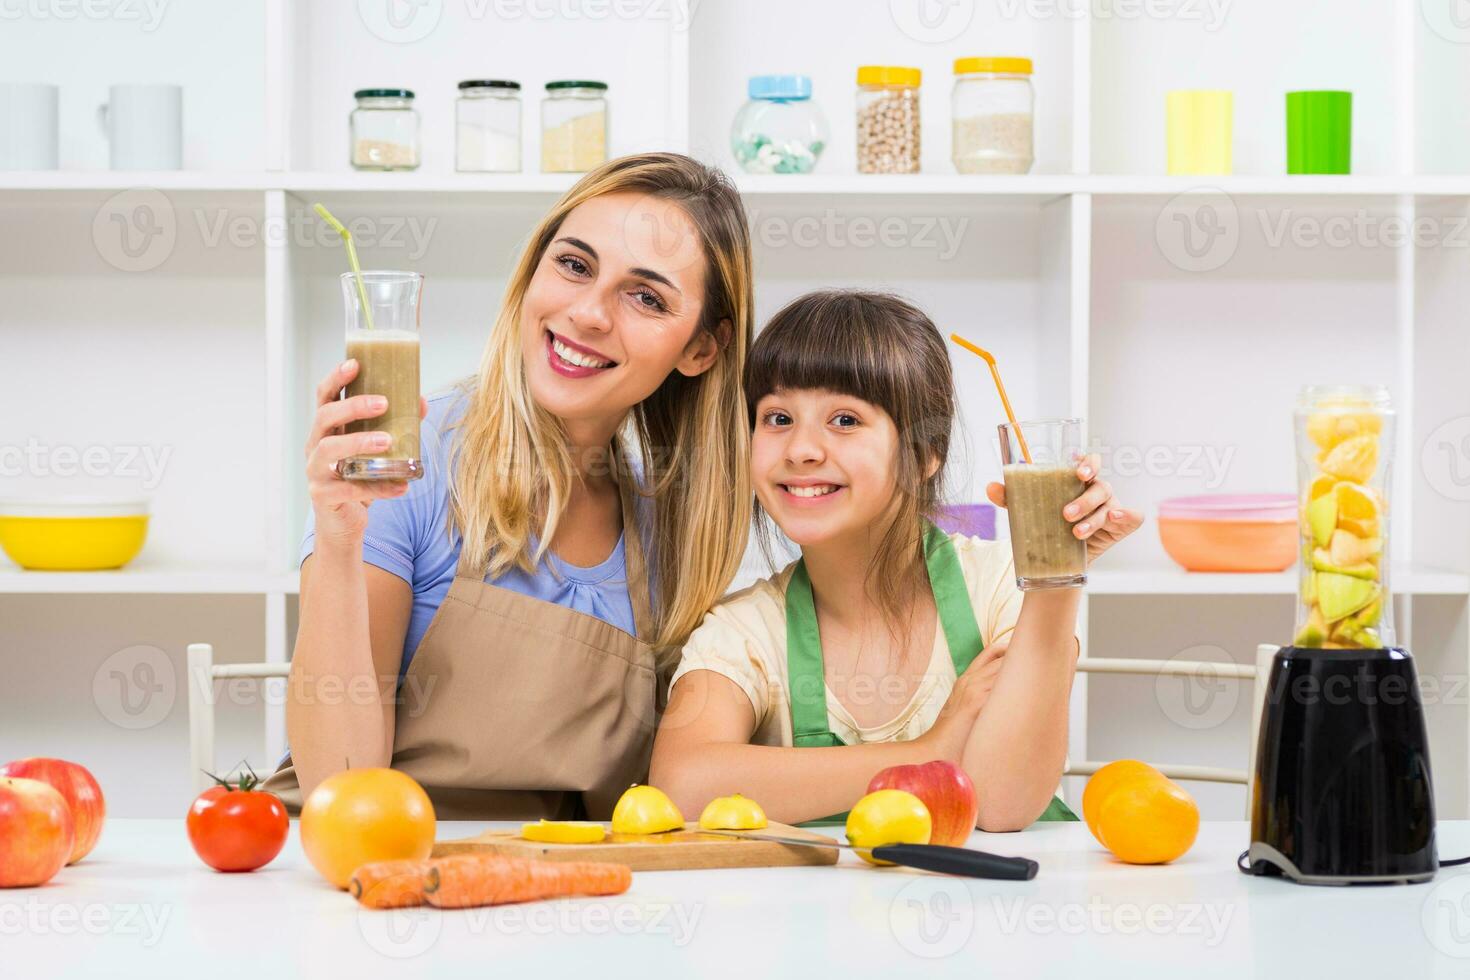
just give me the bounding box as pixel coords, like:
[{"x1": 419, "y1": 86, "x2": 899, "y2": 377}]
[{"x1": 784, "y1": 522, "x2": 1078, "y2": 827}]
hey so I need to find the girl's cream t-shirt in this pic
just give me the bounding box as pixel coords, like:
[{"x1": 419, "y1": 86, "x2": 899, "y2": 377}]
[{"x1": 669, "y1": 533, "x2": 1032, "y2": 747}]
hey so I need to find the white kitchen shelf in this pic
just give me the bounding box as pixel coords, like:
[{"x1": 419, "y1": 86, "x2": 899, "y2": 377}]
[
  {"x1": 0, "y1": 564, "x2": 298, "y2": 596},
  {"x1": 10, "y1": 171, "x2": 1470, "y2": 198},
  {"x1": 3, "y1": 0, "x2": 1467, "y2": 822}
]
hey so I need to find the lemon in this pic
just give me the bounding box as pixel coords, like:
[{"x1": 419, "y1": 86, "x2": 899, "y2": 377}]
[
  {"x1": 846, "y1": 790, "x2": 931, "y2": 866},
  {"x1": 698, "y1": 794, "x2": 768, "y2": 831},
  {"x1": 610, "y1": 785, "x2": 684, "y2": 835},
  {"x1": 520, "y1": 820, "x2": 607, "y2": 844}
]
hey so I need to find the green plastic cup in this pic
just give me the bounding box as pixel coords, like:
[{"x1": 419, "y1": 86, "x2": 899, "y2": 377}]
[{"x1": 1286, "y1": 91, "x2": 1351, "y2": 175}]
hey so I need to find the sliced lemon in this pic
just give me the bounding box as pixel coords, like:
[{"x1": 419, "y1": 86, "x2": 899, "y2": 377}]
[{"x1": 520, "y1": 820, "x2": 607, "y2": 844}]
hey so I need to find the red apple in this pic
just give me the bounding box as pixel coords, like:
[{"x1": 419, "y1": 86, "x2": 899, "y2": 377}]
[
  {"x1": 0, "y1": 758, "x2": 105, "y2": 864},
  {"x1": 868, "y1": 760, "x2": 979, "y2": 846},
  {"x1": 0, "y1": 777, "x2": 74, "y2": 887}
]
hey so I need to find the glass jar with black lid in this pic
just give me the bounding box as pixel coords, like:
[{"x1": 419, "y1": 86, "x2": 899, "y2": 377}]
[{"x1": 456, "y1": 80, "x2": 521, "y2": 173}]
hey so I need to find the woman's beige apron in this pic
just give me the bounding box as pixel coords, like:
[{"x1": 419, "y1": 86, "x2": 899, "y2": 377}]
[{"x1": 263, "y1": 477, "x2": 660, "y2": 820}]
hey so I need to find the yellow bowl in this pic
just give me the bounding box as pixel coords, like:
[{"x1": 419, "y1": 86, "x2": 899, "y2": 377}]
[{"x1": 0, "y1": 498, "x2": 150, "y2": 571}]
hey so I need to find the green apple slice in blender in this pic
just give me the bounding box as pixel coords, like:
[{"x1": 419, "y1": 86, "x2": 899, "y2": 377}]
[
  {"x1": 1312, "y1": 548, "x2": 1378, "y2": 581},
  {"x1": 1305, "y1": 493, "x2": 1337, "y2": 548},
  {"x1": 1329, "y1": 529, "x2": 1381, "y2": 567},
  {"x1": 1317, "y1": 573, "x2": 1380, "y2": 622},
  {"x1": 1294, "y1": 605, "x2": 1328, "y2": 647}
]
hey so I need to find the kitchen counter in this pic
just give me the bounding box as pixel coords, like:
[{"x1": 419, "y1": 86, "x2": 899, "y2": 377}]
[{"x1": 7, "y1": 820, "x2": 1470, "y2": 978}]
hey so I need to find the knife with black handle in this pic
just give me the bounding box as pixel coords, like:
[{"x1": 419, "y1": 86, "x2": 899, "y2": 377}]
[{"x1": 699, "y1": 830, "x2": 1038, "y2": 880}]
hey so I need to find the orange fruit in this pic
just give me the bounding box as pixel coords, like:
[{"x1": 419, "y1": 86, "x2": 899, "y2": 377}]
[
  {"x1": 299, "y1": 767, "x2": 436, "y2": 889},
  {"x1": 1335, "y1": 482, "x2": 1382, "y2": 538},
  {"x1": 1082, "y1": 760, "x2": 1162, "y2": 839},
  {"x1": 1307, "y1": 475, "x2": 1337, "y2": 501},
  {"x1": 1095, "y1": 776, "x2": 1200, "y2": 864},
  {"x1": 1319, "y1": 434, "x2": 1379, "y2": 484}
]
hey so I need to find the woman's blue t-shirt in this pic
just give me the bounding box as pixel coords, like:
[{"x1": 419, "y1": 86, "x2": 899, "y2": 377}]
[{"x1": 299, "y1": 388, "x2": 643, "y2": 682}]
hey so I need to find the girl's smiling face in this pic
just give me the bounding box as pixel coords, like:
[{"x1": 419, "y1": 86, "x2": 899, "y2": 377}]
[
  {"x1": 751, "y1": 387, "x2": 902, "y2": 549},
  {"x1": 520, "y1": 191, "x2": 719, "y2": 426}
]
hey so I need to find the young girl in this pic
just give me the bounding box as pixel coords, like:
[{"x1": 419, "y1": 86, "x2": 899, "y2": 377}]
[{"x1": 649, "y1": 290, "x2": 1143, "y2": 831}]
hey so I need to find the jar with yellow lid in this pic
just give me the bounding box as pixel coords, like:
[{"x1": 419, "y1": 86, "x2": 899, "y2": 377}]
[
  {"x1": 856, "y1": 65, "x2": 920, "y2": 174},
  {"x1": 952, "y1": 57, "x2": 1034, "y2": 174}
]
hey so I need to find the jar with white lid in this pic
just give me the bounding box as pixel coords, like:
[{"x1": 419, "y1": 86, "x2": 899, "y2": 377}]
[
  {"x1": 350, "y1": 88, "x2": 420, "y2": 171},
  {"x1": 856, "y1": 65, "x2": 921, "y2": 174},
  {"x1": 731, "y1": 75, "x2": 828, "y2": 174},
  {"x1": 951, "y1": 57, "x2": 1034, "y2": 174},
  {"x1": 456, "y1": 80, "x2": 521, "y2": 173},
  {"x1": 541, "y1": 80, "x2": 607, "y2": 173}
]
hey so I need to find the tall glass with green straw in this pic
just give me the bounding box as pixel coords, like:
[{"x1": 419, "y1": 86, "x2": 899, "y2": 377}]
[{"x1": 315, "y1": 204, "x2": 425, "y2": 482}]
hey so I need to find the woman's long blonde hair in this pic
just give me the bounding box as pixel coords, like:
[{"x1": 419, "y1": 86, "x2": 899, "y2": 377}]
[{"x1": 445, "y1": 153, "x2": 753, "y2": 656}]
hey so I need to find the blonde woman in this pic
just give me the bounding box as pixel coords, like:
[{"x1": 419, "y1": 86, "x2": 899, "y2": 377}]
[{"x1": 262, "y1": 154, "x2": 754, "y2": 819}]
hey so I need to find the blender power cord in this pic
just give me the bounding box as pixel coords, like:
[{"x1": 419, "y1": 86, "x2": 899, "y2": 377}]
[{"x1": 1238, "y1": 850, "x2": 1470, "y2": 873}]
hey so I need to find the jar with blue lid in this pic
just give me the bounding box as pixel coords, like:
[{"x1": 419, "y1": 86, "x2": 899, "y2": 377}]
[{"x1": 731, "y1": 75, "x2": 828, "y2": 174}]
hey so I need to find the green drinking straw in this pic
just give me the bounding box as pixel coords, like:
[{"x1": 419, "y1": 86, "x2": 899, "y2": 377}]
[{"x1": 313, "y1": 203, "x2": 375, "y2": 331}]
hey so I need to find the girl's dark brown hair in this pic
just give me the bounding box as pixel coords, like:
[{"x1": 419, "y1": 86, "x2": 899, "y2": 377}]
[{"x1": 745, "y1": 290, "x2": 956, "y2": 630}]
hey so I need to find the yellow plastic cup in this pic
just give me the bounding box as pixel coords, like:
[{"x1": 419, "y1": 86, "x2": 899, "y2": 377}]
[{"x1": 1166, "y1": 90, "x2": 1233, "y2": 175}]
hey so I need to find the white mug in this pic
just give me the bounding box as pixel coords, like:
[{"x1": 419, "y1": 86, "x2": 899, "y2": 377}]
[
  {"x1": 97, "y1": 84, "x2": 182, "y2": 170},
  {"x1": 0, "y1": 83, "x2": 59, "y2": 170}
]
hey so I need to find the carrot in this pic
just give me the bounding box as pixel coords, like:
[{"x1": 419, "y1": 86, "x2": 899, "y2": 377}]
[
  {"x1": 349, "y1": 859, "x2": 434, "y2": 909},
  {"x1": 422, "y1": 854, "x2": 632, "y2": 909}
]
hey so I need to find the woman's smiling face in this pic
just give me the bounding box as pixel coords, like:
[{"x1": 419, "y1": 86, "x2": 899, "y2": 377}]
[{"x1": 520, "y1": 191, "x2": 718, "y2": 427}]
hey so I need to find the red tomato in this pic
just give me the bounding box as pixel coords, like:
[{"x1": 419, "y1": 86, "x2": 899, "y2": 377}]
[{"x1": 186, "y1": 771, "x2": 288, "y2": 873}]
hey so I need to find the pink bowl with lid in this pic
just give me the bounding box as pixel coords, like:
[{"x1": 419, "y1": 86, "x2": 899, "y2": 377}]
[{"x1": 1158, "y1": 493, "x2": 1297, "y2": 573}]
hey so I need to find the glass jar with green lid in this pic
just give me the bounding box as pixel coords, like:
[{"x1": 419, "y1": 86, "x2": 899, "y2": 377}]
[
  {"x1": 541, "y1": 80, "x2": 608, "y2": 173},
  {"x1": 951, "y1": 57, "x2": 1034, "y2": 174},
  {"x1": 350, "y1": 88, "x2": 420, "y2": 171}
]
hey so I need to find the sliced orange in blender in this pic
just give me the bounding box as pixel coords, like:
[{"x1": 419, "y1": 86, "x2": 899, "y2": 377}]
[
  {"x1": 1308, "y1": 475, "x2": 1338, "y2": 500},
  {"x1": 1320, "y1": 434, "x2": 1379, "y2": 484},
  {"x1": 1308, "y1": 403, "x2": 1384, "y2": 450},
  {"x1": 1335, "y1": 482, "x2": 1382, "y2": 537}
]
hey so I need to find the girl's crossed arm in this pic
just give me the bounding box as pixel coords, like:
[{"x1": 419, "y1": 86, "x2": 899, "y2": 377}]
[{"x1": 649, "y1": 644, "x2": 1006, "y2": 826}]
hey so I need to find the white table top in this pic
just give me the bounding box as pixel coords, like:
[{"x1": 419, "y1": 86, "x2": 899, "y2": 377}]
[{"x1": 7, "y1": 819, "x2": 1470, "y2": 978}]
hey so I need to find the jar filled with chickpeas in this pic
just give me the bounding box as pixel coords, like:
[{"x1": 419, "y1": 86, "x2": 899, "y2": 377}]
[{"x1": 856, "y1": 65, "x2": 921, "y2": 174}]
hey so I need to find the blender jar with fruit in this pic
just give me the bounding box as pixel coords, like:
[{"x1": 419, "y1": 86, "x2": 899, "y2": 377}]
[{"x1": 1293, "y1": 385, "x2": 1394, "y2": 648}]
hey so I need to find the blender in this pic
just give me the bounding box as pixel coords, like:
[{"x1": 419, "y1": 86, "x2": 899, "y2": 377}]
[{"x1": 1244, "y1": 385, "x2": 1438, "y2": 884}]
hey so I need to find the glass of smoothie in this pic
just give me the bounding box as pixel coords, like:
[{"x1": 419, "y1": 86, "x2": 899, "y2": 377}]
[
  {"x1": 998, "y1": 418, "x2": 1087, "y2": 590},
  {"x1": 339, "y1": 270, "x2": 424, "y2": 481}
]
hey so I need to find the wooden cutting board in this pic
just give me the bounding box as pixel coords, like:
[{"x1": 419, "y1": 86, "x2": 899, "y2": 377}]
[{"x1": 431, "y1": 822, "x2": 840, "y2": 871}]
